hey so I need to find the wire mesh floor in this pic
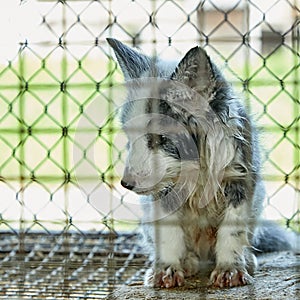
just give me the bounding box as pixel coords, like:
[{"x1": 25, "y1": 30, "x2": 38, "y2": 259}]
[{"x1": 0, "y1": 232, "x2": 147, "y2": 299}]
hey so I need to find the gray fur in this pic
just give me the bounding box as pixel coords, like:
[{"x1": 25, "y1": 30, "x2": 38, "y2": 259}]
[
  {"x1": 107, "y1": 38, "x2": 151, "y2": 79},
  {"x1": 253, "y1": 220, "x2": 293, "y2": 253},
  {"x1": 108, "y1": 38, "x2": 293, "y2": 288}
]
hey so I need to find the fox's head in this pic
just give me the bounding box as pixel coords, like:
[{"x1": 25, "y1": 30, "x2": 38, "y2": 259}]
[{"x1": 107, "y1": 39, "x2": 237, "y2": 202}]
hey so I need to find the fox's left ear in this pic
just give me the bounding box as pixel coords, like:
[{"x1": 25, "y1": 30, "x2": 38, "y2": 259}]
[
  {"x1": 171, "y1": 46, "x2": 215, "y2": 92},
  {"x1": 107, "y1": 38, "x2": 151, "y2": 80}
]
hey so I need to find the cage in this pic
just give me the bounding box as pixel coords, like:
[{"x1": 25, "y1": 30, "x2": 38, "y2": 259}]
[{"x1": 0, "y1": 0, "x2": 299, "y2": 299}]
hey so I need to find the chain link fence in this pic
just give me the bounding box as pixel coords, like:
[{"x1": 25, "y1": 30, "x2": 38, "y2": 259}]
[{"x1": 0, "y1": 0, "x2": 299, "y2": 298}]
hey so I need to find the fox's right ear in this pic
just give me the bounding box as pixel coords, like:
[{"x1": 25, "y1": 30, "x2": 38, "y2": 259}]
[
  {"x1": 171, "y1": 46, "x2": 215, "y2": 94},
  {"x1": 107, "y1": 38, "x2": 151, "y2": 80}
]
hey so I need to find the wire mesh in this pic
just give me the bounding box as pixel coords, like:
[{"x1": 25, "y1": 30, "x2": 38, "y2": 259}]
[{"x1": 0, "y1": 0, "x2": 299, "y2": 298}]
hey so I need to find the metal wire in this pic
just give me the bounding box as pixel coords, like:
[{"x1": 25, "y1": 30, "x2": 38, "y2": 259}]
[{"x1": 0, "y1": 0, "x2": 299, "y2": 298}]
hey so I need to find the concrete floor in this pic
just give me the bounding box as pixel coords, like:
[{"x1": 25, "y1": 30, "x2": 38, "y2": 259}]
[{"x1": 106, "y1": 252, "x2": 300, "y2": 300}]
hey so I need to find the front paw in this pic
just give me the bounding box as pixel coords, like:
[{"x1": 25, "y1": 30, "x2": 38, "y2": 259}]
[
  {"x1": 210, "y1": 267, "x2": 253, "y2": 288},
  {"x1": 144, "y1": 265, "x2": 185, "y2": 288}
]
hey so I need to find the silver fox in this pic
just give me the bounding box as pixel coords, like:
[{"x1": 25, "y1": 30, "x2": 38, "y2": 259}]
[{"x1": 107, "y1": 38, "x2": 292, "y2": 288}]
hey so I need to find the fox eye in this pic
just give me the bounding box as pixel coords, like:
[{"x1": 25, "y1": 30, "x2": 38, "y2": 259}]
[
  {"x1": 146, "y1": 133, "x2": 167, "y2": 149},
  {"x1": 158, "y1": 134, "x2": 168, "y2": 144}
]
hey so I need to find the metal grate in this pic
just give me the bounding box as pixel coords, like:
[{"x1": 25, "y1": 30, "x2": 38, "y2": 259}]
[
  {"x1": 0, "y1": 0, "x2": 299, "y2": 298},
  {"x1": 0, "y1": 232, "x2": 146, "y2": 299}
]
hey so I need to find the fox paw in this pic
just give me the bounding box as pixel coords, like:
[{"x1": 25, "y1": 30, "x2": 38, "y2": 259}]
[
  {"x1": 210, "y1": 268, "x2": 253, "y2": 288},
  {"x1": 144, "y1": 266, "x2": 185, "y2": 288}
]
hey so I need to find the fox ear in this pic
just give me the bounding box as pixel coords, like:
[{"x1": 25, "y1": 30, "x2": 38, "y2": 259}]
[
  {"x1": 107, "y1": 38, "x2": 151, "y2": 80},
  {"x1": 171, "y1": 46, "x2": 215, "y2": 92}
]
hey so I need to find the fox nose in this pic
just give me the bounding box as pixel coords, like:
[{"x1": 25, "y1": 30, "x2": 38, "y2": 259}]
[{"x1": 121, "y1": 179, "x2": 136, "y2": 191}]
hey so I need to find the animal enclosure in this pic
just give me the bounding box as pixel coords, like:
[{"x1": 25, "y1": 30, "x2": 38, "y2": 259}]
[{"x1": 0, "y1": 0, "x2": 299, "y2": 298}]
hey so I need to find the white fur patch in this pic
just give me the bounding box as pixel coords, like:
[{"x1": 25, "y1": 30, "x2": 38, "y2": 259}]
[
  {"x1": 215, "y1": 202, "x2": 250, "y2": 267},
  {"x1": 153, "y1": 212, "x2": 186, "y2": 266}
]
